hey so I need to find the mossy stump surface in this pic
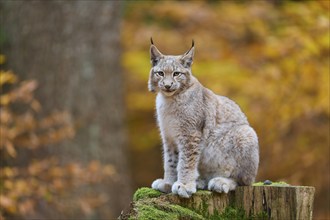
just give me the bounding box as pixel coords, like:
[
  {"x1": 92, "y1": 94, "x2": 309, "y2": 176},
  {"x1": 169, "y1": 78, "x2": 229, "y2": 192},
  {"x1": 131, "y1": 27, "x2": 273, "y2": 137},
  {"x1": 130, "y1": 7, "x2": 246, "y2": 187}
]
[{"x1": 122, "y1": 185, "x2": 315, "y2": 220}]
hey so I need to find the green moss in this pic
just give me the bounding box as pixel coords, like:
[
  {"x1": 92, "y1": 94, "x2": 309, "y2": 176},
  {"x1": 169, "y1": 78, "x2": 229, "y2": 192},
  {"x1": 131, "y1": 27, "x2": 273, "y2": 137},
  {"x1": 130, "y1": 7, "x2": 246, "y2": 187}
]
[
  {"x1": 252, "y1": 211, "x2": 269, "y2": 219},
  {"x1": 131, "y1": 188, "x2": 205, "y2": 220},
  {"x1": 200, "y1": 198, "x2": 210, "y2": 217},
  {"x1": 207, "y1": 207, "x2": 247, "y2": 220},
  {"x1": 218, "y1": 207, "x2": 248, "y2": 220},
  {"x1": 133, "y1": 203, "x2": 177, "y2": 220},
  {"x1": 194, "y1": 190, "x2": 212, "y2": 196},
  {"x1": 133, "y1": 187, "x2": 163, "y2": 201},
  {"x1": 130, "y1": 188, "x2": 268, "y2": 220},
  {"x1": 253, "y1": 181, "x2": 290, "y2": 187},
  {"x1": 194, "y1": 192, "x2": 211, "y2": 217},
  {"x1": 165, "y1": 204, "x2": 204, "y2": 220},
  {"x1": 131, "y1": 199, "x2": 205, "y2": 220}
]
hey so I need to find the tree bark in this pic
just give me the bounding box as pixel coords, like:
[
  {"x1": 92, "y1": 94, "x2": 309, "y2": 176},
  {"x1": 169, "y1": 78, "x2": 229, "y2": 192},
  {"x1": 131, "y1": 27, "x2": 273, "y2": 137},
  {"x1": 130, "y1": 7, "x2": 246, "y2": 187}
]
[
  {"x1": 1, "y1": 1, "x2": 131, "y2": 219},
  {"x1": 125, "y1": 186, "x2": 315, "y2": 220},
  {"x1": 235, "y1": 186, "x2": 315, "y2": 220}
]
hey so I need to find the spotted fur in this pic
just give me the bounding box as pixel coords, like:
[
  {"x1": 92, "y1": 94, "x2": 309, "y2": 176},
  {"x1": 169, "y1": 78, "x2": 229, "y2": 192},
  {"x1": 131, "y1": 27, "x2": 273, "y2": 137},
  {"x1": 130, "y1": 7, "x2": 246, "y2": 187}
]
[{"x1": 149, "y1": 41, "x2": 259, "y2": 198}]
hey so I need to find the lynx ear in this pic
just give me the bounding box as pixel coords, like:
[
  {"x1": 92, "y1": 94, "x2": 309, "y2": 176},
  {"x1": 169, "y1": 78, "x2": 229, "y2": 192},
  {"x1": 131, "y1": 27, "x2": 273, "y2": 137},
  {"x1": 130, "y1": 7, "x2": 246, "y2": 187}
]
[
  {"x1": 180, "y1": 40, "x2": 195, "y2": 68},
  {"x1": 150, "y1": 38, "x2": 163, "y2": 66}
]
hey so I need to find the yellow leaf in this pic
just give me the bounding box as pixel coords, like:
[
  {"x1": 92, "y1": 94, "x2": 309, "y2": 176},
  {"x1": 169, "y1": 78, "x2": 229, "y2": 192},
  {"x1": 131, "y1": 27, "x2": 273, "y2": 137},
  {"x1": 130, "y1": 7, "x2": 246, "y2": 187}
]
[
  {"x1": 0, "y1": 55, "x2": 6, "y2": 65},
  {"x1": 1, "y1": 167, "x2": 18, "y2": 178},
  {"x1": 0, "y1": 71, "x2": 17, "y2": 86},
  {"x1": 0, "y1": 94, "x2": 11, "y2": 106},
  {"x1": 4, "y1": 180, "x2": 14, "y2": 190}
]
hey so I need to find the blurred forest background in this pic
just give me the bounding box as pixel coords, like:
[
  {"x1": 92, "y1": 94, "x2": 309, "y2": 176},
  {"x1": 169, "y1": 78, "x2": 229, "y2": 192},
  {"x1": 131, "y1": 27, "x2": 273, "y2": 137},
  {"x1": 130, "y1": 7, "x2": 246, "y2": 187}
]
[{"x1": 0, "y1": 0, "x2": 329, "y2": 220}]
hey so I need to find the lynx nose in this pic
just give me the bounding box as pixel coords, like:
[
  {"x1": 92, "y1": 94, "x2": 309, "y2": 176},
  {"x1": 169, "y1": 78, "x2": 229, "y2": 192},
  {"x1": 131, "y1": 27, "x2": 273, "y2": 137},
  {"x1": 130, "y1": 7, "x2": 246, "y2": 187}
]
[{"x1": 164, "y1": 82, "x2": 173, "y2": 90}]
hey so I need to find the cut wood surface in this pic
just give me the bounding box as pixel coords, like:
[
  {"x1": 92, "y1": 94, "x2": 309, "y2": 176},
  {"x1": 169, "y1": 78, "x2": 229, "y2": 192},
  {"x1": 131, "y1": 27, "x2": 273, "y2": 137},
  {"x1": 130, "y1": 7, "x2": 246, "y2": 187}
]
[{"x1": 122, "y1": 185, "x2": 315, "y2": 220}]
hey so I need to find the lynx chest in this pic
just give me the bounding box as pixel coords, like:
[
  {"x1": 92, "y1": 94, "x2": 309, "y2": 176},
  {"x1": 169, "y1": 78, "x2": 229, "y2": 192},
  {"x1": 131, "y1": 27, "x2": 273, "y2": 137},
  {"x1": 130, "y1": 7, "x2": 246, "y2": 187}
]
[{"x1": 155, "y1": 94, "x2": 187, "y2": 140}]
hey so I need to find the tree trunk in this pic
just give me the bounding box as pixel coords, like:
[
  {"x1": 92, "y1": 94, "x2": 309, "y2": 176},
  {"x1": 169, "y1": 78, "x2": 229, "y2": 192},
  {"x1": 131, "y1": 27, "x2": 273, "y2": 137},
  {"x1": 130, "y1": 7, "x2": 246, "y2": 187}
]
[
  {"x1": 1, "y1": 1, "x2": 131, "y2": 219},
  {"x1": 124, "y1": 186, "x2": 315, "y2": 220}
]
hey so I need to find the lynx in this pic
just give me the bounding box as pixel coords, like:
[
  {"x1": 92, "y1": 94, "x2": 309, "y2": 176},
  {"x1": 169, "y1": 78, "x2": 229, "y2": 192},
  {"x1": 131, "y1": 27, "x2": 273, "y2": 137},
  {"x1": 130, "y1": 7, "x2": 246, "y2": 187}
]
[{"x1": 148, "y1": 39, "x2": 259, "y2": 198}]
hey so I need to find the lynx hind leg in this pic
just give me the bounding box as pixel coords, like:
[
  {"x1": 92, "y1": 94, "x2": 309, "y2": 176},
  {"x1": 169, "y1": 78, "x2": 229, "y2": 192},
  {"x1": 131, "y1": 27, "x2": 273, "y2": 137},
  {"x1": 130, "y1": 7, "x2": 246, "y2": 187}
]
[
  {"x1": 208, "y1": 177, "x2": 237, "y2": 193},
  {"x1": 234, "y1": 125, "x2": 259, "y2": 186}
]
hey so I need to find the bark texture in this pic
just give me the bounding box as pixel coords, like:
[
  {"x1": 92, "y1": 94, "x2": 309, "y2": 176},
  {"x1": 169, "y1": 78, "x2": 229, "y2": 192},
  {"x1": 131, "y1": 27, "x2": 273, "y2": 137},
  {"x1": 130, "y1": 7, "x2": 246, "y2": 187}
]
[
  {"x1": 235, "y1": 186, "x2": 315, "y2": 220},
  {"x1": 1, "y1": 1, "x2": 131, "y2": 219},
  {"x1": 125, "y1": 186, "x2": 315, "y2": 220}
]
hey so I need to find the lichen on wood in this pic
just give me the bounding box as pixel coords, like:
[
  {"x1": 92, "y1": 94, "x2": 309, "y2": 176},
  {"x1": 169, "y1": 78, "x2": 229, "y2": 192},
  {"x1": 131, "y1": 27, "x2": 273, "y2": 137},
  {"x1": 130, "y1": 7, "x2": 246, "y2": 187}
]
[{"x1": 253, "y1": 181, "x2": 290, "y2": 186}]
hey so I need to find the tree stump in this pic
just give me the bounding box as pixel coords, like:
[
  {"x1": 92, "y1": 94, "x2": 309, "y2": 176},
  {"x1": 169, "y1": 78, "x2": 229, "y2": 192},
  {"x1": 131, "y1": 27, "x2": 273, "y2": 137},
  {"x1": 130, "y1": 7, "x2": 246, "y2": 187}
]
[{"x1": 122, "y1": 185, "x2": 315, "y2": 220}]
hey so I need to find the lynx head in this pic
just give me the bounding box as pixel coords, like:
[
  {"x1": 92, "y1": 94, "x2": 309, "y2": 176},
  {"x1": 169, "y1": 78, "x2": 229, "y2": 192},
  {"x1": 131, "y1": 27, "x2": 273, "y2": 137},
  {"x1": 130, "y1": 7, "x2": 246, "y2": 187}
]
[{"x1": 148, "y1": 38, "x2": 195, "y2": 97}]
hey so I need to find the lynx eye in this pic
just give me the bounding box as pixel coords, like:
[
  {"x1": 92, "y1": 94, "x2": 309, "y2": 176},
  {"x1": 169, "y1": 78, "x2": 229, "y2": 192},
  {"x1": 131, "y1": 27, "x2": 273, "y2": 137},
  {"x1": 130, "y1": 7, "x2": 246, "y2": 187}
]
[
  {"x1": 155, "y1": 71, "x2": 164, "y2": 77},
  {"x1": 173, "y1": 72, "x2": 181, "y2": 77}
]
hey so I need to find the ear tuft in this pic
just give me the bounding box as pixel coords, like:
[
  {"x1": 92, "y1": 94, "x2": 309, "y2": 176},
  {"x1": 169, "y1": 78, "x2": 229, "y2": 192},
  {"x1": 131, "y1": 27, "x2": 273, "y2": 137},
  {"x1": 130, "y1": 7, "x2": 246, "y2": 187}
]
[{"x1": 150, "y1": 37, "x2": 154, "y2": 45}]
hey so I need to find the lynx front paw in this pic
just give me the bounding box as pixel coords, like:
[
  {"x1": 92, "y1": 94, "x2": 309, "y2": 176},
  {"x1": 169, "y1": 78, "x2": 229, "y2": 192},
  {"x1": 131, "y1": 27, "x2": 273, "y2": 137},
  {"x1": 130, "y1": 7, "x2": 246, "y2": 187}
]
[
  {"x1": 208, "y1": 177, "x2": 237, "y2": 193},
  {"x1": 151, "y1": 179, "x2": 173, "y2": 193},
  {"x1": 171, "y1": 181, "x2": 196, "y2": 198}
]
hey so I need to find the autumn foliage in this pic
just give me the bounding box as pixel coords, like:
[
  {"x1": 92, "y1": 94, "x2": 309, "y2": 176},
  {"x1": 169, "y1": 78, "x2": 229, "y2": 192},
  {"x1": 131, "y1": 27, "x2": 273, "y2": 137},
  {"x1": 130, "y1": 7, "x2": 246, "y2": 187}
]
[
  {"x1": 0, "y1": 58, "x2": 116, "y2": 219},
  {"x1": 122, "y1": 1, "x2": 329, "y2": 218},
  {"x1": 0, "y1": 1, "x2": 329, "y2": 219}
]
